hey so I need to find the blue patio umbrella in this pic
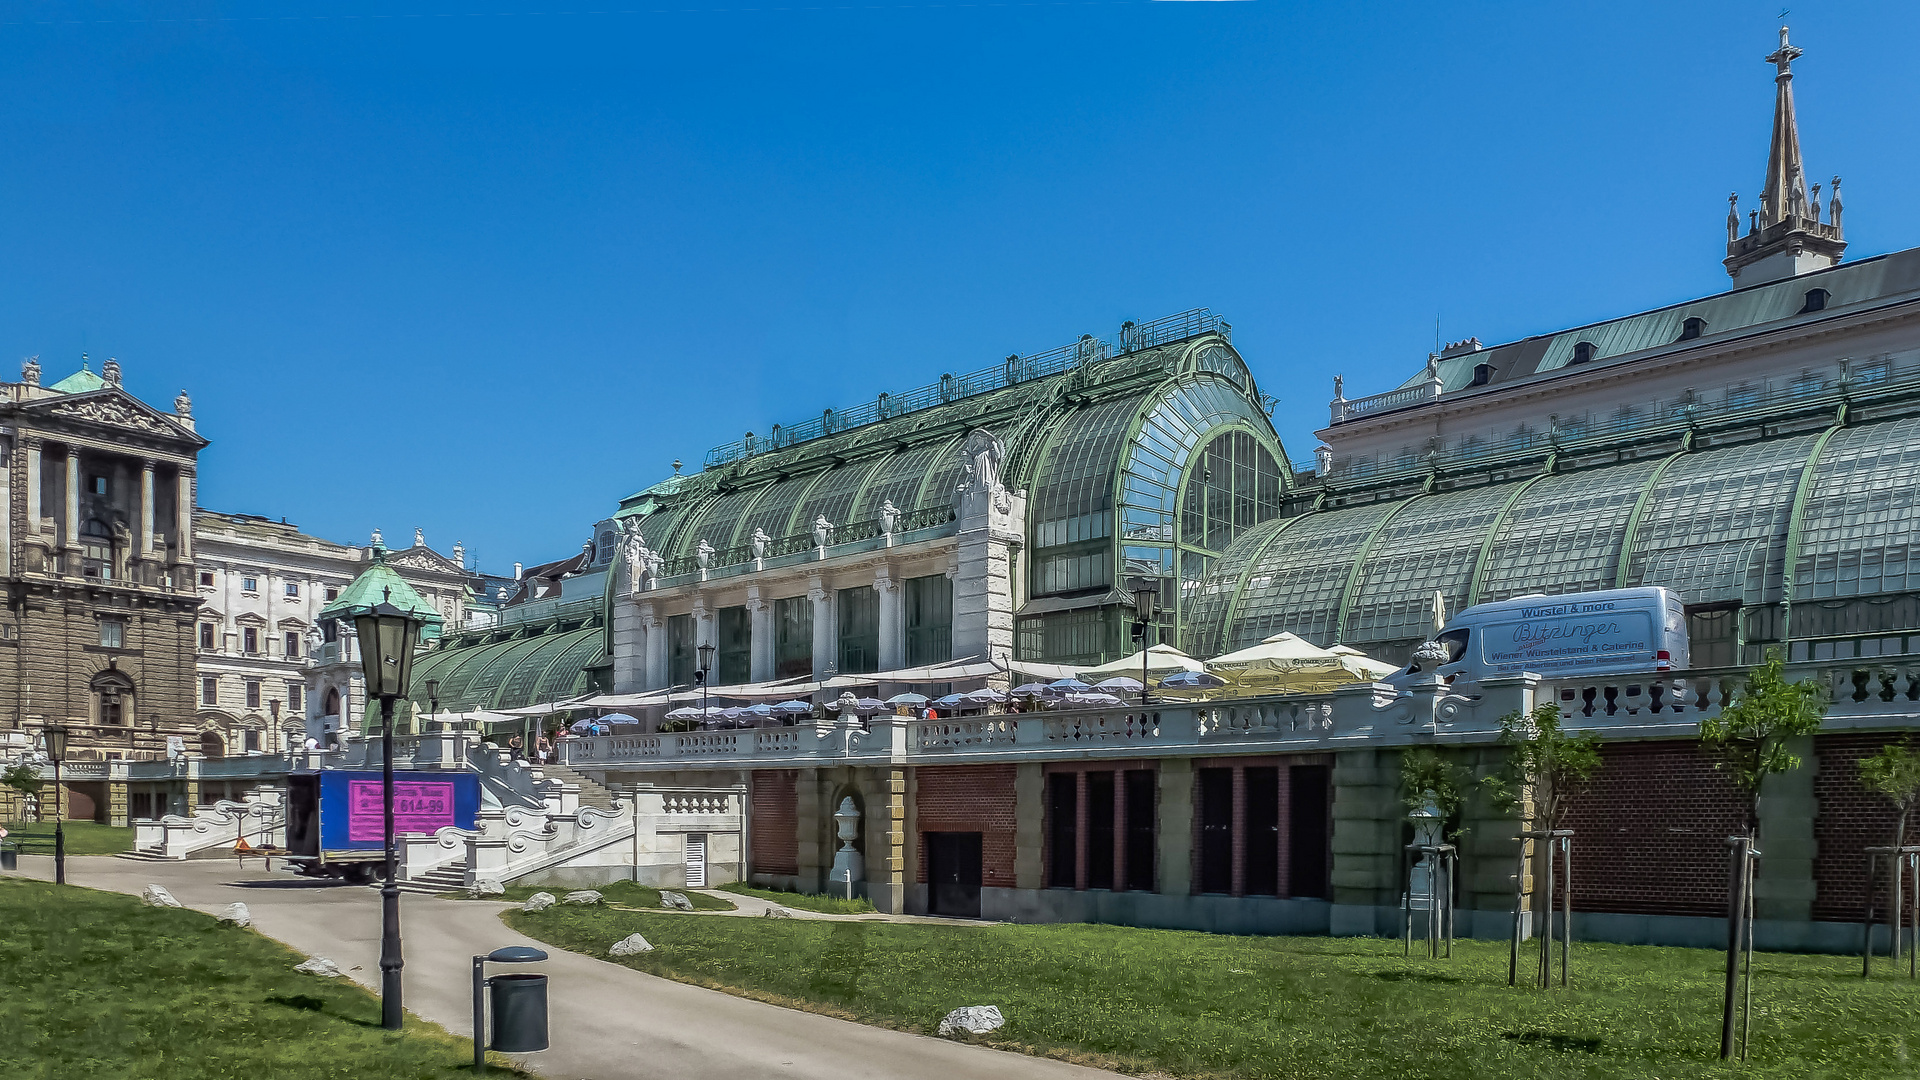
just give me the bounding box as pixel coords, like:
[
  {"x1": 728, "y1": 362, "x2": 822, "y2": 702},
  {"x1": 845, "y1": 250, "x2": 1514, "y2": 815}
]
[
  {"x1": 1048, "y1": 678, "x2": 1093, "y2": 693},
  {"x1": 1158, "y1": 670, "x2": 1227, "y2": 690},
  {"x1": 886, "y1": 692, "x2": 930, "y2": 707},
  {"x1": 772, "y1": 700, "x2": 814, "y2": 716}
]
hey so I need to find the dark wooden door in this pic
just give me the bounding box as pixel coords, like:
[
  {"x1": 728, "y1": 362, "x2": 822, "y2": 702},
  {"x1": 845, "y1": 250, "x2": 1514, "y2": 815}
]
[{"x1": 926, "y1": 831, "x2": 983, "y2": 917}]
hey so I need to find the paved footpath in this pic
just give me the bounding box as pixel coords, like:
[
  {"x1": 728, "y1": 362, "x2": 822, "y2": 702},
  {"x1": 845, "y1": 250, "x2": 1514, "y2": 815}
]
[{"x1": 8, "y1": 856, "x2": 1115, "y2": 1080}]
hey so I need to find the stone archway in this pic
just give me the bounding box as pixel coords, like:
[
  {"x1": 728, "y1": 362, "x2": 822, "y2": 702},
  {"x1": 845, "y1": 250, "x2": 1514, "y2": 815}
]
[{"x1": 199, "y1": 730, "x2": 225, "y2": 759}]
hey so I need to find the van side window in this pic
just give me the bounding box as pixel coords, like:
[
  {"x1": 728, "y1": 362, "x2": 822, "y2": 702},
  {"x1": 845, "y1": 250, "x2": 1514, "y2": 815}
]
[{"x1": 1436, "y1": 628, "x2": 1470, "y2": 664}]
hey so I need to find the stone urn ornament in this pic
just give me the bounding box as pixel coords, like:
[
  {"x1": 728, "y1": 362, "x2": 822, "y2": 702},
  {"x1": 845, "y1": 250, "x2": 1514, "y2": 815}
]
[{"x1": 827, "y1": 796, "x2": 864, "y2": 899}]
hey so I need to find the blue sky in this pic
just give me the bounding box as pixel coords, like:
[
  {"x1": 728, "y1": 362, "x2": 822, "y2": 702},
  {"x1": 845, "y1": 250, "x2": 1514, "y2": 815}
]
[{"x1": 4, "y1": 1, "x2": 1917, "y2": 571}]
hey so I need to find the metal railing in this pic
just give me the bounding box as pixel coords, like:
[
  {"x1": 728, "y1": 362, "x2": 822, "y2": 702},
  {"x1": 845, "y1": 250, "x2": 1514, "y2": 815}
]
[{"x1": 704, "y1": 309, "x2": 1229, "y2": 467}]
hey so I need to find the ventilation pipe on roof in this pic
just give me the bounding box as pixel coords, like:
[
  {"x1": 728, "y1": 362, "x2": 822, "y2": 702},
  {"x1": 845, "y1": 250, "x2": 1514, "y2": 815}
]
[{"x1": 513, "y1": 562, "x2": 523, "y2": 580}]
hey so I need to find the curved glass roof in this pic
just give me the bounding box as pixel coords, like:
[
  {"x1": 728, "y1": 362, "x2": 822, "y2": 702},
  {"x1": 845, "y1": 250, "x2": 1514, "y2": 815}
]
[
  {"x1": 1192, "y1": 408, "x2": 1920, "y2": 658},
  {"x1": 410, "y1": 623, "x2": 607, "y2": 713}
]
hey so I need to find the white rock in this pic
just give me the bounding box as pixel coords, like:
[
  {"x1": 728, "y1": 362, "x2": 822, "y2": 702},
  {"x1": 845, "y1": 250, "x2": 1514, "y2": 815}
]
[
  {"x1": 140, "y1": 884, "x2": 182, "y2": 909},
  {"x1": 659, "y1": 890, "x2": 694, "y2": 911},
  {"x1": 294, "y1": 956, "x2": 345, "y2": 978},
  {"x1": 761, "y1": 905, "x2": 794, "y2": 919},
  {"x1": 522, "y1": 891, "x2": 557, "y2": 912},
  {"x1": 470, "y1": 879, "x2": 505, "y2": 897},
  {"x1": 608, "y1": 933, "x2": 654, "y2": 956},
  {"x1": 937, "y1": 1006, "x2": 1005, "y2": 1038},
  {"x1": 561, "y1": 890, "x2": 604, "y2": 905},
  {"x1": 217, "y1": 902, "x2": 252, "y2": 928}
]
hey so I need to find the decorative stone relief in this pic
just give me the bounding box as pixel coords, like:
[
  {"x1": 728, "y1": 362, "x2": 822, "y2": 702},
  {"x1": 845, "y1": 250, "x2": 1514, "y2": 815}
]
[{"x1": 46, "y1": 396, "x2": 178, "y2": 437}]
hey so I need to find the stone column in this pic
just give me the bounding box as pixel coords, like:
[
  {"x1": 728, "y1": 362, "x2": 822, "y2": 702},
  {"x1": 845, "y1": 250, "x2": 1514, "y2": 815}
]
[
  {"x1": 875, "y1": 563, "x2": 904, "y2": 672},
  {"x1": 1015, "y1": 763, "x2": 1045, "y2": 891},
  {"x1": 0, "y1": 442, "x2": 11, "y2": 578},
  {"x1": 139, "y1": 460, "x2": 156, "y2": 562},
  {"x1": 23, "y1": 439, "x2": 41, "y2": 532},
  {"x1": 1073, "y1": 769, "x2": 1089, "y2": 891},
  {"x1": 861, "y1": 767, "x2": 909, "y2": 914},
  {"x1": 1230, "y1": 765, "x2": 1248, "y2": 897},
  {"x1": 1157, "y1": 758, "x2": 1194, "y2": 896},
  {"x1": 1756, "y1": 736, "x2": 1818, "y2": 924},
  {"x1": 175, "y1": 468, "x2": 195, "y2": 563},
  {"x1": 747, "y1": 587, "x2": 773, "y2": 684},
  {"x1": 1329, "y1": 748, "x2": 1403, "y2": 936},
  {"x1": 953, "y1": 475, "x2": 1024, "y2": 671},
  {"x1": 795, "y1": 768, "x2": 827, "y2": 894},
  {"x1": 809, "y1": 575, "x2": 835, "y2": 679},
  {"x1": 643, "y1": 609, "x2": 668, "y2": 691},
  {"x1": 65, "y1": 448, "x2": 81, "y2": 569},
  {"x1": 692, "y1": 597, "x2": 714, "y2": 680},
  {"x1": 612, "y1": 600, "x2": 644, "y2": 694}
]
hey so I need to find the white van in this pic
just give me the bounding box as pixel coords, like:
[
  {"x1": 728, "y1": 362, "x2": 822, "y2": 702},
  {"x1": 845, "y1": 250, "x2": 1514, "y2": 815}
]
[{"x1": 1393, "y1": 587, "x2": 1689, "y2": 689}]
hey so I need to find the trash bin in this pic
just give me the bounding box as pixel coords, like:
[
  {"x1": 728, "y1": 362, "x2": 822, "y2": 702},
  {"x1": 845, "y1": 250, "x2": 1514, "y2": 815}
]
[
  {"x1": 488, "y1": 972, "x2": 549, "y2": 1053},
  {"x1": 0, "y1": 843, "x2": 15, "y2": 871}
]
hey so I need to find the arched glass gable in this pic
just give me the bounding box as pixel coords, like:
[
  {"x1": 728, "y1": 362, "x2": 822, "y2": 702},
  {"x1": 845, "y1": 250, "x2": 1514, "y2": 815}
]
[{"x1": 851, "y1": 436, "x2": 961, "y2": 525}]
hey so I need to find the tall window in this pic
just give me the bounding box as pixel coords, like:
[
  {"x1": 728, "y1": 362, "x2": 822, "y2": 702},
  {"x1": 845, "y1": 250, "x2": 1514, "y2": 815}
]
[
  {"x1": 1046, "y1": 772, "x2": 1077, "y2": 888},
  {"x1": 199, "y1": 622, "x2": 215, "y2": 650},
  {"x1": 242, "y1": 576, "x2": 258, "y2": 593},
  {"x1": 284, "y1": 631, "x2": 302, "y2": 658},
  {"x1": 243, "y1": 627, "x2": 259, "y2": 655},
  {"x1": 717, "y1": 605, "x2": 751, "y2": 685},
  {"x1": 91, "y1": 670, "x2": 133, "y2": 726},
  {"x1": 667, "y1": 613, "x2": 696, "y2": 687},
  {"x1": 202, "y1": 676, "x2": 219, "y2": 706},
  {"x1": 98, "y1": 619, "x2": 126, "y2": 649},
  {"x1": 774, "y1": 596, "x2": 813, "y2": 678},
  {"x1": 80, "y1": 519, "x2": 114, "y2": 580},
  {"x1": 837, "y1": 586, "x2": 879, "y2": 675},
  {"x1": 904, "y1": 574, "x2": 953, "y2": 667},
  {"x1": 287, "y1": 683, "x2": 303, "y2": 711},
  {"x1": 246, "y1": 681, "x2": 261, "y2": 709}
]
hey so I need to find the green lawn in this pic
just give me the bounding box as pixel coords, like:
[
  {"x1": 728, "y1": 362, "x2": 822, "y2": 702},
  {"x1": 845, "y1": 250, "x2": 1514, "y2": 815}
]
[
  {"x1": 0, "y1": 877, "x2": 525, "y2": 1079},
  {"x1": 719, "y1": 881, "x2": 876, "y2": 914},
  {"x1": 1, "y1": 820, "x2": 133, "y2": 855},
  {"x1": 445, "y1": 879, "x2": 735, "y2": 911},
  {"x1": 505, "y1": 905, "x2": 1920, "y2": 1080}
]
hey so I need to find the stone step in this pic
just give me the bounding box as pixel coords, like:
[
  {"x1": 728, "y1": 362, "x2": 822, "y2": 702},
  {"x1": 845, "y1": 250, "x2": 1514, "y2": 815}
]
[{"x1": 541, "y1": 762, "x2": 618, "y2": 810}]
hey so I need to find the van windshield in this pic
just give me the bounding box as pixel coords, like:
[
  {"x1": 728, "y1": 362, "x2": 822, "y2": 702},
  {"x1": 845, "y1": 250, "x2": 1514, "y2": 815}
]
[{"x1": 1436, "y1": 628, "x2": 1470, "y2": 664}]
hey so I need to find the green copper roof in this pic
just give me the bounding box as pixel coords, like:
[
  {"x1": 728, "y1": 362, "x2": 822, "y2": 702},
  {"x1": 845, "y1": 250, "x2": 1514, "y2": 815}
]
[
  {"x1": 47, "y1": 364, "x2": 107, "y2": 394},
  {"x1": 318, "y1": 546, "x2": 446, "y2": 628}
]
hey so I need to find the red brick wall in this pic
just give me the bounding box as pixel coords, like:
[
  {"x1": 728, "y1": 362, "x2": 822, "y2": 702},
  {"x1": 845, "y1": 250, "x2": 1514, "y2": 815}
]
[
  {"x1": 750, "y1": 770, "x2": 799, "y2": 876},
  {"x1": 1814, "y1": 733, "x2": 1915, "y2": 923},
  {"x1": 1559, "y1": 741, "x2": 1746, "y2": 918},
  {"x1": 915, "y1": 764, "x2": 1018, "y2": 888}
]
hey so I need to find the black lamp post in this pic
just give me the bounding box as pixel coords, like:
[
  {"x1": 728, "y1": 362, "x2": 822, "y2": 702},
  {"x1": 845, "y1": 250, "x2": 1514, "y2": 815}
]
[
  {"x1": 426, "y1": 678, "x2": 440, "y2": 732},
  {"x1": 352, "y1": 587, "x2": 424, "y2": 1032},
  {"x1": 42, "y1": 726, "x2": 69, "y2": 885},
  {"x1": 697, "y1": 642, "x2": 716, "y2": 725},
  {"x1": 1131, "y1": 582, "x2": 1159, "y2": 709}
]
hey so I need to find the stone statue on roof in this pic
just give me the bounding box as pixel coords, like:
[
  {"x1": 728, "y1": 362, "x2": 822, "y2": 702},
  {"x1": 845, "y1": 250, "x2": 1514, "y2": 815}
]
[
  {"x1": 750, "y1": 528, "x2": 771, "y2": 562},
  {"x1": 877, "y1": 500, "x2": 900, "y2": 536},
  {"x1": 621, "y1": 519, "x2": 654, "y2": 595},
  {"x1": 174, "y1": 388, "x2": 191, "y2": 416}
]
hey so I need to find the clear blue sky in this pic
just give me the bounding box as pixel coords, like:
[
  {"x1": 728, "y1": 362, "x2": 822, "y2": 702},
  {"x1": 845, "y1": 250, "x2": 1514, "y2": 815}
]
[{"x1": 4, "y1": 1, "x2": 1916, "y2": 572}]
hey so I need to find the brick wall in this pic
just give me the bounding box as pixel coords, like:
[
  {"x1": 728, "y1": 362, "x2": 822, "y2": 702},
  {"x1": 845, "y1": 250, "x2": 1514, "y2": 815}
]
[
  {"x1": 1813, "y1": 733, "x2": 1914, "y2": 924},
  {"x1": 1559, "y1": 740, "x2": 1746, "y2": 918},
  {"x1": 914, "y1": 764, "x2": 1017, "y2": 888},
  {"x1": 750, "y1": 770, "x2": 799, "y2": 876}
]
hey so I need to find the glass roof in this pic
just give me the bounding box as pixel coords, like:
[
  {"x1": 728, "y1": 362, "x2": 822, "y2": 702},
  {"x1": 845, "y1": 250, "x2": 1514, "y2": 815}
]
[
  {"x1": 1628, "y1": 434, "x2": 1814, "y2": 605},
  {"x1": 1342, "y1": 483, "x2": 1517, "y2": 644},
  {"x1": 1795, "y1": 415, "x2": 1920, "y2": 601},
  {"x1": 410, "y1": 624, "x2": 606, "y2": 712}
]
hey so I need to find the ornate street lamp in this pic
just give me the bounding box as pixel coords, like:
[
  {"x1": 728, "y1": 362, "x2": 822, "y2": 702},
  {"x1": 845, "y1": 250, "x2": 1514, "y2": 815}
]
[
  {"x1": 1132, "y1": 582, "x2": 1159, "y2": 709},
  {"x1": 352, "y1": 586, "x2": 425, "y2": 1031},
  {"x1": 42, "y1": 726, "x2": 69, "y2": 885},
  {"x1": 426, "y1": 678, "x2": 441, "y2": 732},
  {"x1": 697, "y1": 642, "x2": 716, "y2": 726}
]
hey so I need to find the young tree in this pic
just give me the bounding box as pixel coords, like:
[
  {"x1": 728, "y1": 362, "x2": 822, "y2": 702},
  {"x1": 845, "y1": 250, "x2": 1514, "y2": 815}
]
[
  {"x1": 3, "y1": 760, "x2": 44, "y2": 822},
  {"x1": 1860, "y1": 741, "x2": 1920, "y2": 854},
  {"x1": 1699, "y1": 657, "x2": 1830, "y2": 836},
  {"x1": 1399, "y1": 747, "x2": 1471, "y2": 822},
  {"x1": 1483, "y1": 703, "x2": 1604, "y2": 837}
]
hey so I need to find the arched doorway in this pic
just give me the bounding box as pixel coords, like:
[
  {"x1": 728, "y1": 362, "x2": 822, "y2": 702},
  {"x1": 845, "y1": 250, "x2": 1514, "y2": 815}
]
[{"x1": 199, "y1": 730, "x2": 225, "y2": 759}]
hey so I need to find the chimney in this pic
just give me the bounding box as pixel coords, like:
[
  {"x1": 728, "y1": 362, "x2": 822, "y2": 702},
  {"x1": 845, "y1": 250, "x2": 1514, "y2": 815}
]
[{"x1": 513, "y1": 562, "x2": 523, "y2": 580}]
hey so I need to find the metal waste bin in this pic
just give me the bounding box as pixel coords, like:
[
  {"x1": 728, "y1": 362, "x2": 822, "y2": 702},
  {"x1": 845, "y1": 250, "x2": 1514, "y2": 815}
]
[
  {"x1": 0, "y1": 843, "x2": 15, "y2": 871},
  {"x1": 488, "y1": 972, "x2": 549, "y2": 1053}
]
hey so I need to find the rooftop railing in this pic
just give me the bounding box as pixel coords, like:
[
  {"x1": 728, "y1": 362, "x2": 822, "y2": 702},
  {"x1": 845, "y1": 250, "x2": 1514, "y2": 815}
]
[{"x1": 703, "y1": 309, "x2": 1230, "y2": 467}]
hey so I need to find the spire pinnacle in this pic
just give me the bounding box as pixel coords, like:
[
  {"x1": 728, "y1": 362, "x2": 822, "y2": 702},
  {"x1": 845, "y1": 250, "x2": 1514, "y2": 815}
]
[{"x1": 1724, "y1": 27, "x2": 1845, "y2": 282}]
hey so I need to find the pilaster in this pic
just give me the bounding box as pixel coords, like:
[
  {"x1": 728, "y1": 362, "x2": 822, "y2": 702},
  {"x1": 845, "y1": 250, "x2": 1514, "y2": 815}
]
[
  {"x1": 875, "y1": 563, "x2": 903, "y2": 672},
  {"x1": 1157, "y1": 758, "x2": 1193, "y2": 897},
  {"x1": 747, "y1": 587, "x2": 774, "y2": 684},
  {"x1": 1757, "y1": 735, "x2": 1818, "y2": 922},
  {"x1": 1329, "y1": 748, "x2": 1401, "y2": 934},
  {"x1": 1014, "y1": 762, "x2": 1045, "y2": 889},
  {"x1": 809, "y1": 575, "x2": 835, "y2": 679}
]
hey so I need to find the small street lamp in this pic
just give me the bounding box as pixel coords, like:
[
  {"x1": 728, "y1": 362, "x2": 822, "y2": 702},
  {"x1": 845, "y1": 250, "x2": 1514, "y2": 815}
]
[
  {"x1": 1131, "y1": 582, "x2": 1159, "y2": 709},
  {"x1": 426, "y1": 678, "x2": 441, "y2": 732},
  {"x1": 352, "y1": 585, "x2": 426, "y2": 1032},
  {"x1": 42, "y1": 726, "x2": 69, "y2": 885},
  {"x1": 696, "y1": 642, "x2": 716, "y2": 725}
]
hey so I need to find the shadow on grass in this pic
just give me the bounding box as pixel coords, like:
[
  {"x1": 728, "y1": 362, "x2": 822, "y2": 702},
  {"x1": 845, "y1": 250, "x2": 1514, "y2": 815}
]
[
  {"x1": 1368, "y1": 968, "x2": 1468, "y2": 984},
  {"x1": 264, "y1": 994, "x2": 381, "y2": 1028},
  {"x1": 1502, "y1": 1031, "x2": 1604, "y2": 1053}
]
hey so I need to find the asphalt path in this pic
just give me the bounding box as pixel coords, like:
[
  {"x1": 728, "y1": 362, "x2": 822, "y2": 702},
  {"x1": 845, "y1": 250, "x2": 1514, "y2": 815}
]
[{"x1": 7, "y1": 855, "x2": 1116, "y2": 1080}]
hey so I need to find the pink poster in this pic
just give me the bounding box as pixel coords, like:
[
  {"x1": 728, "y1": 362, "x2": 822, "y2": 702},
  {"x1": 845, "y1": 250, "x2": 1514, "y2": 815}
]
[{"x1": 347, "y1": 779, "x2": 457, "y2": 843}]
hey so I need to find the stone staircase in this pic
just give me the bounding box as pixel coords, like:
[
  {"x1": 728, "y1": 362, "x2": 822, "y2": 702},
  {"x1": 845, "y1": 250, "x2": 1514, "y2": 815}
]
[
  {"x1": 541, "y1": 762, "x2": 619, "y2": 811},
  {"x1": 401, "y1": 858, "x2": 472, "y2": 895}
]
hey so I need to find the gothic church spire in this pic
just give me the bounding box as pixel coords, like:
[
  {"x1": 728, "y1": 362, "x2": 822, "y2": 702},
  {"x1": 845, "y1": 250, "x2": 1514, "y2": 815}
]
[{"x1": 1724, "y1": 27, "x2": 1846, "y2": 283}]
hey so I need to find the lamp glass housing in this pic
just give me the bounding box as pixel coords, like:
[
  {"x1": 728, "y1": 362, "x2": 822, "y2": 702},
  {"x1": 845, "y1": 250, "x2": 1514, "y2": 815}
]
[
  {"x1": 43, "y1": 725, "x2": 69, "y2": 763},
  {"x1": 1132, "y1": 583, "x2": 1159, "y2": 622},
  {"x1": 353, "y1": 601, "x2": 422, "y2": 700},
  {"x1": 697, "y1": 642, "x2": 716, "y2": 672}
]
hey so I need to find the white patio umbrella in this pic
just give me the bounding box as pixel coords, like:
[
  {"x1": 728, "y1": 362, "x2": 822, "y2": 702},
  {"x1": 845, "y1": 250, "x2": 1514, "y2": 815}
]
[
  {"x1": 1048, "y1": 678, "x2": 1092, "y2": 693},
  {"x1": 1093, "y1": 676, "x2": 1145, "y2": 693},
  {"x1": 886, "y1": 692, "x2": 930, "y2": 707},
  {"x1": 964, "y1": 687, "x2": 1008, "y2": 704},
  {"x1": 1077, "y1": 644, "x2": 1207, "y2": 679},
  {"x1": 1010, "y1": 682, "x2": 1055, "y2": 697},
  {"x1": 1061, "y1": 691, "x2": 1125, "y2": 708}
]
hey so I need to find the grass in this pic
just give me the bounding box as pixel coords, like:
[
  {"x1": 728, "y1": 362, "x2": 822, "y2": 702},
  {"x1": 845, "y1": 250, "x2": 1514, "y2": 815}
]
[
  {"x1": 1, "y1": 820, "x2": 134, "y2": 855},
  {"x1": 504, "y1": 905, "x2": 1920, "y2": 1080},
  {"x1": 443, "y1": 879, "x2": 735, "y2": 910},
  {"x1": 718, "y1": 881, "x2": 876, "y2": 914},
  {"x1": 0, "y1": 877, "x2": 526, "y2": 1079}
]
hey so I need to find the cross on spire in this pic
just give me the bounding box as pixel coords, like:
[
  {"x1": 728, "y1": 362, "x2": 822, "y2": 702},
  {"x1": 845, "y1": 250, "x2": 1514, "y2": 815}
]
[{"x1": 1765, "y1": 25, "x2": 1802, "y2": 80}]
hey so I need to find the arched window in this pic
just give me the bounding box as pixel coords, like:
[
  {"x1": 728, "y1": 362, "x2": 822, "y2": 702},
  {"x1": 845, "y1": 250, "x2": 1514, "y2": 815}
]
[
  {"x1": 323, "y1": 687, "x2": 342, "y2": 717},
  {"x1": 90, "y1": 669, "x2": 135, "y2": 726}
]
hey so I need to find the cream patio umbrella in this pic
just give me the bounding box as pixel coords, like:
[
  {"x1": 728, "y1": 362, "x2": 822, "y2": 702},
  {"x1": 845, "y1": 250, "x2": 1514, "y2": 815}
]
[
  {"x1": 1076, "y1": 643, "x2": 1208, "y2": 680},
  {"x1": 1205, "y1": 632, "x2": 1368, "y2": 694}
]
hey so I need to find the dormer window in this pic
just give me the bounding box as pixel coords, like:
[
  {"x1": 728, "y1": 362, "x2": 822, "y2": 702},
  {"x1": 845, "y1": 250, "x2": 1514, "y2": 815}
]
[
  {"x1": 1801, "y1": 288, "x2": 1830, "y2": 313},
  {"x1": 1570, "y1": 341, "x2": 1597, "y2": 364},
  {"x1": 1471, "y1": 362, "x2": 1494, "y2": 386},
  {"x1": 1679, "y1": 317, "x2": 1707, "y2": 341}
]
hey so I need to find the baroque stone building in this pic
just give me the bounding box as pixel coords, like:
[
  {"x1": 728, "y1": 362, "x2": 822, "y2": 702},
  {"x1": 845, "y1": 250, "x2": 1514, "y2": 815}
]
[{"x1": 1, "y1": 356, "x2": 205, "y2": 819}]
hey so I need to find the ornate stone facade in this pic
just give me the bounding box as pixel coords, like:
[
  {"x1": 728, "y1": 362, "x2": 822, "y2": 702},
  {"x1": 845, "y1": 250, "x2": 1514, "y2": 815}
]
[{"x1": 2, "y1": 358, "x2": 206, "y2": 777}]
